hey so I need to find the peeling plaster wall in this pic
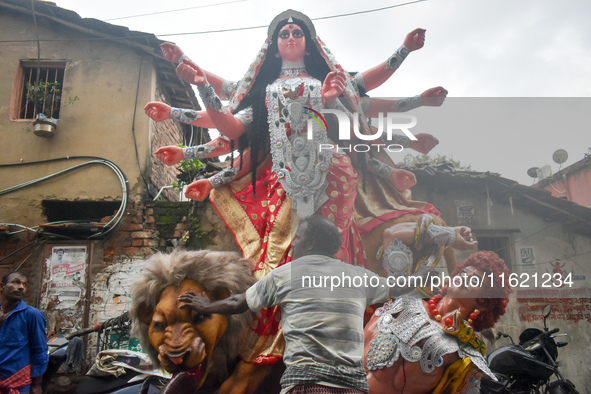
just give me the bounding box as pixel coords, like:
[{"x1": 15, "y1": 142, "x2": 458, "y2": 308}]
[
  {"x1": 86, "y1": 258, "x2": 146, "y2": 361},
  {"x1": 82, "y1": 200, "x2": 237, "y2": 361},
  {"x1": 0, "y1": 4, "x2": 211, "y2": 379},
  {"x1": 91, "y1": 260, "x2": 145, "y2": 322}
]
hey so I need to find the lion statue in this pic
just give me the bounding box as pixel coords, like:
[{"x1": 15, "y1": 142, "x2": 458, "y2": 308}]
[{"x1": 130, "y1": 249, "x2": 256, "y2": 392}]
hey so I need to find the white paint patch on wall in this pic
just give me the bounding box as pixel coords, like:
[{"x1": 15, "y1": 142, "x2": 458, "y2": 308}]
[{"x1": 90, "y1": 259, "x2": 146, "y2": 322}]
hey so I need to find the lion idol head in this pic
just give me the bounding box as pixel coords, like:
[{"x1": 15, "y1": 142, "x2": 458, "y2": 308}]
[{"x1": 130, "y1": 250, "x2": 255, "y2": 388}]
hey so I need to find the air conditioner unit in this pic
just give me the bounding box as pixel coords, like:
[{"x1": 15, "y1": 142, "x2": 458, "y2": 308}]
[{"x1": 536, "y1": 165, "x2": 552, "y2": 180}]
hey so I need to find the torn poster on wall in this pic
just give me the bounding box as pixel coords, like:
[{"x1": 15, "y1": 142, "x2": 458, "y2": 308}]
[{"x1": 46, "y1": 246, "x2": 87, "y2": 309}]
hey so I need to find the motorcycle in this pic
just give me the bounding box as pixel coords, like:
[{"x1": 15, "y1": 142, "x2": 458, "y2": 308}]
[
  {"x1": 481, "y1": 304, "x2": 579, "y2": 394},
  {"x1": 43, "y1": 332, "x2": 69, "y2": 392},
  {"x1": 43, "y1": 312, "x2": 168, "y2": 394}
]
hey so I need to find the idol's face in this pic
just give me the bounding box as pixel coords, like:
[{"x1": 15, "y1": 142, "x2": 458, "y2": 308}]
[{"x1": 277, "y1": 23, "x2": 306, "y2": 62}]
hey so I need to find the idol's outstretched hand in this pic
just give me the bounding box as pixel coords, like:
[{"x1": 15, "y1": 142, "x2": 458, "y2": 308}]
[
  {"x1": 145, "y1": 102, "x2": 172, "y2": 122},
  {"x1": 160, "y1": 42, "x2": 184, "y2": 63},
  {"x1": 389, "y1": 168, "x2": 417, "y2": 192},
  {"x1": 185, "y1": 179, "x2": 212, "y2": 201},
  {"x1": 177, "y1": 59, "x2": 208, "y2": 86},
  {"x1": 155, "y1": 146, "x2": 184, "y2": 166},
  {"x1": 403, "y1": 28, "x2": 426, "y2": 52},
  {"x1": 421, "y1": 86, "x2": 448, "y2": 107},
  {"x1": 453, "y1": 226, "x2": 478, "y2": 250},
  {"x1": 409, "y1": 133, "x2": 439, "y2": 154}
]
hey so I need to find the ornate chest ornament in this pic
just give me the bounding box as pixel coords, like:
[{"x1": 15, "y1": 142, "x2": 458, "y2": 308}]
[
  {"x1": 366, "y1": 293, "x2": 494, "y2": 380},
  {"x1": 267, "y1": 77, "x2": 333, "y2": 219}
]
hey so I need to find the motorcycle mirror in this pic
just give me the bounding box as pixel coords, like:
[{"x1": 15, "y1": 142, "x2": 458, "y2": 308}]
[{"x1": 542, "y1": 304, "x2": 552, "y2": 330}]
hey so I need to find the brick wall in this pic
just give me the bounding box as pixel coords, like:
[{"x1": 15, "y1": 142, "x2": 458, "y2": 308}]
[{"x1": 100, "y1": 200, "x2": 239, "y2": 262}]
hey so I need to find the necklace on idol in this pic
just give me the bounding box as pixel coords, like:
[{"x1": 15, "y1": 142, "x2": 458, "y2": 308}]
[
  {"x1": 280, "y1": 60, "x2": 307, "y2": 78},
  {"x1": 427, "y1": 294, "x2": 480, "y2": 326}
]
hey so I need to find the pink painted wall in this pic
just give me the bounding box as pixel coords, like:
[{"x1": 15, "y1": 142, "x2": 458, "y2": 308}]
[{"x1": 544, "y1": 164, "x2": 591, "y2": 208}]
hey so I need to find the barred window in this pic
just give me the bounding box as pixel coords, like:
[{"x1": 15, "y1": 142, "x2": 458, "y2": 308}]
[
  {"x1": 16, "y1": 61, "x2": 66, "y2": 120},
  {"x1": 477, "y1": 235, "x2": 513, "y2": 271}
]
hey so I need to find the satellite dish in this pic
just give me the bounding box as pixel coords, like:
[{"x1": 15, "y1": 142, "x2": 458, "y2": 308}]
[
  {"x1": 553, "y1": 149, "x2": 568, "y2": 164},
  {"x1": 527, "y1": 167, "x2": 539, "y2": 178}
]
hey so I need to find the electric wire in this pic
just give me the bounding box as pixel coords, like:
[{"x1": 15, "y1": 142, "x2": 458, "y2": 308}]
[
  {"x1": 103, "y1": 0, "x2": 247, "y2": 21},
  {"x1": 2, "y1": 221, "x2": 97, "y2": 236},
  {"x1": 129, "y1": 57, "x2": 155, "y2": 199},
  {"x1": 187, "y1": 125, "x2": 195, "y2": 147},
  {"x1": 14, "y1": 239, "x2": 47, "y2": 271},
  {"x1": 0, "y1": 157, "x2": 129, "y2": 239},
  {"x1": 129, "y1": 0, "x2": 431, "y2": 38},
  {"x1": 548, "y1": 176, "x2": 567, "y2": 194},
  {"x1": 1, "y1": 223, "x2": 37, "y2": 234},
  {"x1": 88, "y1": 159, "x2": 129, "y2": 238},
  {"x1": 0, "y1": 238, "x2": 41, "y2": 265},
  {"x1": 115, "y1": 0, "x2": 429, "y2": 30},
  {"x1": 0, "y1": 0, "x2": 428, "y2": 42},
  {"x1": 312, "y1": 0, "x2": 428, "y2": 22},
  {"x1": 30, "y1": 0, "x2": 41, "y2": 84}
]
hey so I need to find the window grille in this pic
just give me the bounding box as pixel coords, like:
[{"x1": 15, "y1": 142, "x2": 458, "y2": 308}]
[{"x1": 19, "y1": 62, "x2": 65, "y2": 120}]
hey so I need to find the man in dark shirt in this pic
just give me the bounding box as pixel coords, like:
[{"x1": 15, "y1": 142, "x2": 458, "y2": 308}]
[{"x1": 0, "y1": 271, "x2": 48, "y2": 394}]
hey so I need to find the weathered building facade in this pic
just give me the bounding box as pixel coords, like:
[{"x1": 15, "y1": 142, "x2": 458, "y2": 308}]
[{"x1": 0, "y1": 0, "x2": 218, "y2": 369}]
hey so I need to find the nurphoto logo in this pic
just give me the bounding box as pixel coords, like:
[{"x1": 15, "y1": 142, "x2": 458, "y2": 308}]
[{"x1": 306, "y1": 109, "x2": 418, "y2": 153}]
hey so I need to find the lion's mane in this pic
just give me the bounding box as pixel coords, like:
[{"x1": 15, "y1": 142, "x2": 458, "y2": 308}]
[{"x1": 130, "y1": 249, "x2": 256, "y2": 379}]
